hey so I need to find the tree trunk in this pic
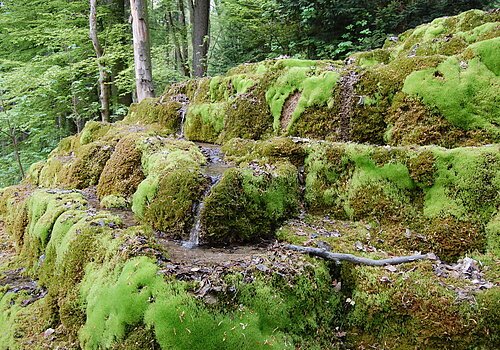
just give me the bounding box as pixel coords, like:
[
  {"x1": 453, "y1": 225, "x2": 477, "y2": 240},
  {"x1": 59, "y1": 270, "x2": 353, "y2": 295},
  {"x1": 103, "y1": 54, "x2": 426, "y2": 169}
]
[
  {"x1": 178, "y1": 0, "x2": 190, "y2": 77},
  {"x1": 10, "y1": 126, "x2": 25, "y2": 179},
  {"x1": 167, "y1": 11, "x2": 184, "y2": 74},
  {"x1": 89, "y1": 0, "x2": 111, "y2": 122},
  {"x1": 130, "y1": 0, "x2": 155, "y2": 101},
  {"x1": 191, "y1": 0, "x2": 210, "y2": 77}
]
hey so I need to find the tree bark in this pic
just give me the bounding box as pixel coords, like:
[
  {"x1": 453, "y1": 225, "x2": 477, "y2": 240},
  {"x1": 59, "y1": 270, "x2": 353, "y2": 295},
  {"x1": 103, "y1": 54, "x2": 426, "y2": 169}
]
[
  {"x1": 9, "y1": 125, "x2": 25, "y2": 179},
  {"x1": 130, "y1": 0, "x2": 155, "y2": 101},
  {"x1": 89, "y1": 0, "x2": 111, "y2": 122},
  {"x1": 178, "y1": 0, "x2": 190, "y2": 77},
  {"x1": 191, "y1": 0, "x2": 210, "y2": 77},
  {"x1": 285, "y1": 245, "x2": 433, "y2": 266}
]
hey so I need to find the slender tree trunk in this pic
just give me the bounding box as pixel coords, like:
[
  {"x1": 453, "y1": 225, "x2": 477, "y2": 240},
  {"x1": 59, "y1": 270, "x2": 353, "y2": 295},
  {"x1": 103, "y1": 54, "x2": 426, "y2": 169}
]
[
  {"x1": 130, "y1": 0, "x2": 155, "y2": 101},
  {"x1": 166, "y1": 12, "x2": 184, "y2": 74},
  {"x1": 191, "y1": 0, "x2": 209, "y2": 77},
  {"x1": 178, "y1": 0, "x2": 190, "y2": 77},
  {"x1": 0, "y1": 96, "x2": 24, "y2": 179},
  {"x1": 9, "y1": 125, "x2": 25, "y2": 179},
  {"x1": 89, "y1": 0, "x2": 111, "y2": 122}
]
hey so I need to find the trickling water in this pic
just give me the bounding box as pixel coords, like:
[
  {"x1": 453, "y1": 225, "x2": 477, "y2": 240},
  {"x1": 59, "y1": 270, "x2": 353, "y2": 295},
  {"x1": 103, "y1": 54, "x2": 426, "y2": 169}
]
[
  {"x1": 171, "y1": 94, "x2": 189, "y2": 139},
  {"x1": 179, "y1": 104, "x2": 187, "y2": 138},
  {"x1": 182, "y1": 143, "x2": 232, "y2": 249}
]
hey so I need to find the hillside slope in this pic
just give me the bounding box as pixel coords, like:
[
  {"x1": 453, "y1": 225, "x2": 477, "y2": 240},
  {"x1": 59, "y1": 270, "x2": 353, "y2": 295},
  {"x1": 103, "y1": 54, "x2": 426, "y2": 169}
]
[{"x1": 0, "y1": 10, "x2": 499, "y2": 350}]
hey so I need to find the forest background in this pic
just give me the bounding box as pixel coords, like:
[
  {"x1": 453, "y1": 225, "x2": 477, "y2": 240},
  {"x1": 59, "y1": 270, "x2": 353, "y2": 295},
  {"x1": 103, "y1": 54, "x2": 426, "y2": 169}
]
[{"x1": 0, "y1": 0, "x2": 497, "y2": 187}]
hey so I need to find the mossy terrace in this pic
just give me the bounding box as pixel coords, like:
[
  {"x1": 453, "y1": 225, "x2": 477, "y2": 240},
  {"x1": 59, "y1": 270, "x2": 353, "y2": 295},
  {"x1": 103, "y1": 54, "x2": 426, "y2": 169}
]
[{"x1": 0, "y1": 10, "x2": 499, "y2": 350}]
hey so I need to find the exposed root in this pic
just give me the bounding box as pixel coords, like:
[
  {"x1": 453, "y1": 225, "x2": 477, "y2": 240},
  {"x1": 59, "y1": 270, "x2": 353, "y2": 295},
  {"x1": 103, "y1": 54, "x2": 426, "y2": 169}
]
[{"x1": 286, "y1": 244, "x2": 434, "y2": 266}]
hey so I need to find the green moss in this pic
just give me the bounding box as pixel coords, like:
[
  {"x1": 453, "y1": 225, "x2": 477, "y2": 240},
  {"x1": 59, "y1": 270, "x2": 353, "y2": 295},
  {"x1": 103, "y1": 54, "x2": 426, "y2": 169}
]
[
  {"x1": 0, "y1": 186, "x2": 30, "y2": 249},
  {"x1": 125, "y1": 98, "x2": 181, "y2": 133},
  {"x1": 0, "y1": 292, "x2": 22, "y2": 349},
  {"x1": 208, "y1": 74, "x2": 255, "y2": 102},
  {"x1": 287, "y1": 71, "x2": 339, "y2": 132},
  {"x1": 144, "y1": 168, "x2": 207, "y2": 238},
  {"x1": 97, "y1": 135, "x2": 145, "y2": 200},
  {"x1": 403, "y1": 54, "x2": 499, "y2": 133},
  {"x1": 423, "y1": 147, "x2": 499, "y2": 222},
  {"x1": 202, "y1": 162, "x2": 299, "y2": 245},
  {"x1": 0, "y1": 293, "x2": 51, "y2": 350},
  {"x1": 101, "y1": 195, "x2": 128, "y2": 209},
  {"x1": 222, "y1": 90, "x2": 273, "y2": 141},
  {"x1": 79, "y1": 256, "x2": 291, "y2": 350},
  {"x1": 24, "y1": 161, "x2": 45, "y2": 186},
  {"x1": 265, "y1": 66, "x2": 309, "y2": 131},
  {"x1": 232, "y1": 261, "x2": 342, "y2": 348},
  {"x1": 350, "y1": 49, "x2": 391, "y2": 67},
  {"x1": 231, "y1": 75, "x2": 256, "y2": 94},
  {"x1": 304, "y1": 143, "x2": 416, "y2": 221},
  {"x1": 22, "y1": 190, "x2": 88, "y2": 265},
  {"x1": 486, "y1": 212, "x2": 499, "y2": 257},
  {"x1": 64, "y1": 142, "x2": 115, "y2": 189},
  {"x1": 223, "y1": 137, "x2": 305, "y2": 166},
  {"x1": 458, "y1": 22, "x2": 500, "y2": 44},
  {"x1": 131, "y1": 137, "x2": 206, "y2": 236},
  {"x1": 131, "y1": 177, "x2": 158, "y2": 220},
  {"x1": 385, "y1": 94, "x2": 490, "y2": 147},
  {"x1": 79, "y1": 256, "x2": 164, "y2": 349},
  {"x1": 474, "y1": 287, "x2": 500, "y2": 347},
  {"x1": 80, "y1": 121, "x2": 112, "y2": 145},
  {"x1": 37, "y1": 156, "x2": 71, "y2": 188},
  {"x1": 468, "y1": 37, "x2": 500, "y2": 76},
  {"x1": 406, "y1": 150, "x2": 436, "y2": 187},
  {"x1": 304, "y1": 143, "x2": 351, "y2": 215},
  {"x1": 345, "y1": 262, "x2": 482, "y2": 347},
  {"x1": 184, "y1": 103, "x2": 225, "y2": 142}
]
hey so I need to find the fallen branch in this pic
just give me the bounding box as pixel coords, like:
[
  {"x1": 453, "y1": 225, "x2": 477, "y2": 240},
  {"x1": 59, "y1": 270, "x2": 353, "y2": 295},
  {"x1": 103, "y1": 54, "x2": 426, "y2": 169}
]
[{"x1": 285, "y1": 244, "x2": 433, "y2": 266}]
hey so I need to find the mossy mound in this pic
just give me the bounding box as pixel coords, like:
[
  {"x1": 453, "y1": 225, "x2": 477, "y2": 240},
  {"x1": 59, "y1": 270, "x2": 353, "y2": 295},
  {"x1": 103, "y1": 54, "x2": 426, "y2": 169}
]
[
  {"x1": 201, "y1": 161, "x2": 300, "y2": 245},
  {"x1": 277, "y1": 215, "x2": 500, "y2": 348},
  {"x1": 222, "y1": 137, "x2": 306, "y2": 166},
  {"x1": 124, "y1": 97, "x2": 182, "y2": 133},
  {"x1": 131, "y1": 136, "x2": 207, "y2": 239},
  {"x1": 344, "y1": 261, "x2": 498, "y2": 348},
  {"x1": 129, "y1": 10, "x2": 499, "y2": 147},
  {"x1": 304, "y1": 142, "x2": 500, "y2": 260},
  {"x1": 30, "y1": 122, "x2": 154, "y2": 190},
  {"x1": 0, "y1": 185, "x2": 341, "y2": 350},
  {"x1": 97, "y1": 135, "x2": 145, "y2": 201}
]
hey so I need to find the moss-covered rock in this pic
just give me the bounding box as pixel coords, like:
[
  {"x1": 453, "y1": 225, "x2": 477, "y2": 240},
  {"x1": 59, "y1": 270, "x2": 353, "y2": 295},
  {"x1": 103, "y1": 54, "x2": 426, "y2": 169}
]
[
  {"x1": 130, "y1": 137, "x2": 207, "y2": 239},
  {"x1": 125, "y1": 97, "x2": 182, "y2": 133},
  {"x1": 97, "y1": 135, "x2": 145, "y2": 201},
  {"x1": 201, "y1": 161, "x2": 300, "y2": 245},
  {"x1": 343, "y1": 261, "x2": 499, "y2": 348},
  {"x1": 304, "y1": 141, "x2": 500, "y2": 259},
  {"x1": 222, "y1": 137, "x2": 306, "y2": 166}
]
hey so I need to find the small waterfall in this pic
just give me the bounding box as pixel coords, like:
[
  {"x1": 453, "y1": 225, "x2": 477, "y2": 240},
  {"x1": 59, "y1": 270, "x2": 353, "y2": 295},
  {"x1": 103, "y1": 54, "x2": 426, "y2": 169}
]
[
  {"x1": 171, "y1": 94, "x2": 189, "y2": 139},
  {"x1": 182, "y1": 143, "x2": 231, "y2": 249},
  {"x1": 178, "y1": 105, "x2": 187, "y2": 139}
]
